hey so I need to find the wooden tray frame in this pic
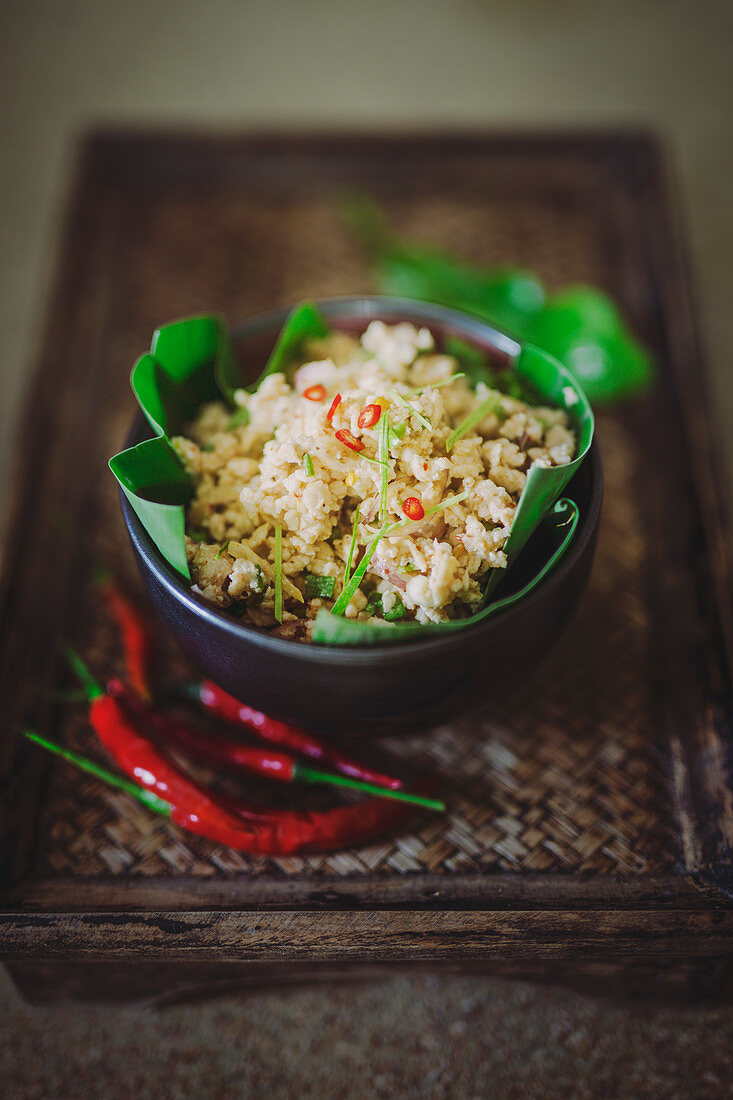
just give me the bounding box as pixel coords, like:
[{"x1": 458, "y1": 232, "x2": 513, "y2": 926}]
[{"x1": 0, "y1": 131, "x2": 731, "y2": 986}]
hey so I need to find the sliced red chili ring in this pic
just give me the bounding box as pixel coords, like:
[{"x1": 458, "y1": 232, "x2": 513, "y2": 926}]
[
  {"x1": 357, "y1": 403, "x2": 382, "y2": 429},
  {"x1": 303, "y1": 384, "x2": 327, "y2": 402},
  {"x1": 335, "y1": 429, "x2": 365, "y2": 452},
  {"x1": 402, "y1": 497, "x2": 425, "y2": 521},
  {"x1": 326, "y1": 393, "x2": 342, "y2": 424}
]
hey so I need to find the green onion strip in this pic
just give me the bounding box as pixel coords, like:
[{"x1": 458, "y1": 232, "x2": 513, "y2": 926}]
[
  {"x1": 331, "y1": 524, "x2": 388, "y2": 617},
  {"x1": 407, "y1": 373, "x2": 465, "y2": 397},
  {"x1": 378, "y1": 408, "x2": 391, "y2": 523},
  {"x1": 303, "y1": 453, "x2": 314, "y2": 476},
  {"x1": 343, "y1": 504, "x2": 360, "y2": 588},
  {"x1": 445, "y1": 393, "x2": 501, "y2": 452},
  {"x1": 274, "y1": 525, "x2": 283, "y2": 623}
]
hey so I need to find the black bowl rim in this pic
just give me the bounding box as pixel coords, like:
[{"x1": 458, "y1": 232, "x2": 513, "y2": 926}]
[{"x1": 120, "y1": 295, "x2": 603, "y2": 665}]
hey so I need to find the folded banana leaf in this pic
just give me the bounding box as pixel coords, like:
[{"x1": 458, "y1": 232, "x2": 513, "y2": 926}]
[
  {"x1": 109, "y1": 302, "x2": 593, "y2": 644},
  {"x1": 110, "y1": 304, "x2": 330, "y2": 579},
  {"x1": 344, "y1": 194, "x2": 653, "y2": 404}
]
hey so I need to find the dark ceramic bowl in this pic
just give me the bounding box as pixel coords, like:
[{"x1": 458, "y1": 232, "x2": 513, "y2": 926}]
[{"x1": 121, "y1": 297, "x2": 602, "y2": 736}]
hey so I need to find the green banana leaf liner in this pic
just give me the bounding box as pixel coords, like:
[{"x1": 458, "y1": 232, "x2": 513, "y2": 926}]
[{"x1": 109, "y1": 303, "x2": 593, "y2": 645}]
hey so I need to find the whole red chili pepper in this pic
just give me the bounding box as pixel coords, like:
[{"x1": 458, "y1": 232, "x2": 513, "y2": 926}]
[
  {"x1": 96, "y1": 570, "x2": 154, "y2": 702},
  {"x1": 62, "y1": 651, "x2": 438, "y2": 854},
  {"x1": 26, "y1": 727, "x2": 427, "y2": 854},
  {"x1": 109, "y1": 680, "x2": 442, "y2": 811},
  {"x1": 188, "y1": 679, "x2": 404, "y2": 790}
]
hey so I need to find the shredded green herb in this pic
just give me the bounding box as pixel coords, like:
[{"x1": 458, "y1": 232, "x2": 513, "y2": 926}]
[
  {"x1": 446, "y1": 393, "x2": 501, "y2": 452},
  {"x1": 189, "y1": 528, "x2": 208, "y2": 542},
  {"x1": 389, "y1": 421, "x2": 407, "y2": 444},
  {"x1": 303, "y1": 452, "x2": 314, "y2": 476},
  {"x1": 360, "y1": 453, "x2": 388, "y2": 466},
  {"x1": 378, "y1": 409, "x2": 390, "y2": 523},
  {"x1": 274, "y1": 525, "x2": 283, "y2": 624},
  {"x1": 200, "y1": 441, "x2": 215, "y2": 453},
  {"x1": 404, "y1": 562, "x2": 416, "y2": 572},
  {"x1": 343, "y1": 504, "x2": 360, "y2": 587},
  {"x1": 304, "y1": 573, "x2": 336, "y2": 599},
  {"x1": 225, "y1": 406, "x2": 251, "y2": 431},
  {"x1": 386, "y1": 390, "x2": 432, "y2": 430},
  {"x1": 215, "y1": 542, "x2": 230, "y2": 559},
  {"x1": 254, "y1": 564, "x2": 265, "y2": 592},
  {"x1": 331, "y1": 524, "x2": 388, "y2": 617}
]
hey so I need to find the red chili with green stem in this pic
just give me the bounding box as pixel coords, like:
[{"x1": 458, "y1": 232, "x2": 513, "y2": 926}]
[
  {"x1": 184, "y1": 679, "x2": 405, "y2": 790},
  {"x1": 57, "y1": 649, "x2": 441, "y2": 853},
  {"x1": 95, "y1": 569, "x2": 154, "y2": 702},
  {"x1": 108, "y1": 679, "x2": 443, "y2": 812}
]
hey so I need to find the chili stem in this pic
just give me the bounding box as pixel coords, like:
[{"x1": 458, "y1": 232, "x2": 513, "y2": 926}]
[
  {"x1": 63, "y1": 646, "x2": 104, "y2": 701},
  {"x1": 23, "y1": 730, "x2": 171, "y2": 816},
  {"x1": 295, "y1": 764, "x2": 445, "y2": 812}
]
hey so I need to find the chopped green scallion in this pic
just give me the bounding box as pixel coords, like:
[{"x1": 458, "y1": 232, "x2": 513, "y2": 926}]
[
  {"x1": 331, "y1": 524, "x2": 388, "y2": 617},
  {"x1": 407, "y1": 373, "x2": 465, "y2": 397},
  {"x1": 274, "y1": 525, "x2": 283, "y2": 624},
  {"x1": 378, "y1": 409, "x2": 390, "y2": 523},
  {"x1": 303, "y1": 452, "x2": 314, "y2": 476},
  {"x1": 343, "y1": 504, "x2": 360, "y2": 587},
  {"x1": 303, "y1": 573, "x2": 336, "y2": 599},
  {"x1": 445, "y1": 393, "x2": 501, "y2": 452},
  {"x1": 215, "y1": 542, "x2": 230, "y2": 559},
  {"x1": 200, "y1": 441, "x2": 215, "y2": 453}
]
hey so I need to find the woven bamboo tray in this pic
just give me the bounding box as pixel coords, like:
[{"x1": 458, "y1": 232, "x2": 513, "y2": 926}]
[{"x1": 1, "y1": 132, "x2": 731, "y2": 988}]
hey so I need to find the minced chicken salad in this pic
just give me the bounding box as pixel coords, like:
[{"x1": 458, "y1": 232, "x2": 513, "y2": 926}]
[{"x1": 171, "y1": 321, "x2": 576, "y2": 638}]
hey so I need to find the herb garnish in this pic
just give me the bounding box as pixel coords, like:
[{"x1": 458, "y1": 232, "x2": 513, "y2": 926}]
[
  {"x1": 445, "y1": 393, "x2": 501, "y2": 452},
  {"x1": 407, "y1": 373, "x2": 465, "y2": 397},
  {"x1": 331, "y1": 523, "x2": 388, "y2": 617},
  {"x1": 378, "y1": 409, "x2": 390, "y2": 523},
  {"x1": 366, "y1": 592, "x2": 406, "y2": 621},
  {"x1": 304, "y1": 573, "x2": 336, "y2": 599},
  {"x1": 343, "y1": 504, "x2": 360, "y2": 587},
  {"x1": 303, "y1": 453, "x2": 314, "y2": 476},
  {"x1": 215, "y1": 542, "x2": 230, "y2": 559}
]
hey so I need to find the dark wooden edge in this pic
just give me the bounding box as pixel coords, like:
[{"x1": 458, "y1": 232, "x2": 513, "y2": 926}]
[
  {"x1": 1, "y1": 131, "x2": 732, "y2": 958},
  {"x1": 2, "y1": 872, "x2": 731, "y2": 961},
  {"x1": 2, "y1": 905, "x2": 732, "y2": 962},
  {"x1": 634, "y1": 139, "x2": 733, "y2": 893}
]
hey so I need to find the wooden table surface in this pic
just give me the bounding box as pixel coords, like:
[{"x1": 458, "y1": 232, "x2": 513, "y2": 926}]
[{"x1": 0, "y1": 131, "x2": 731, "y2": 1000}]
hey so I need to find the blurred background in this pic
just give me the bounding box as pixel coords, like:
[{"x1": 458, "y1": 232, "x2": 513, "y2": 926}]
[
  {"x1": 1, "y1": 0, "x2": 732, "y2": 514},
  {"x1": 1, "y1": 1, "x2": 732, "y2": 1096}
]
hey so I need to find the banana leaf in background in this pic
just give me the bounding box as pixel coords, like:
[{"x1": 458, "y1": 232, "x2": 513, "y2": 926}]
[
  {"x1": 110, "y1": 301, "x2": 593, "y2": 645},
  {"x1": 344, "y1": 195, "x2": 653, "y2": 404}
]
